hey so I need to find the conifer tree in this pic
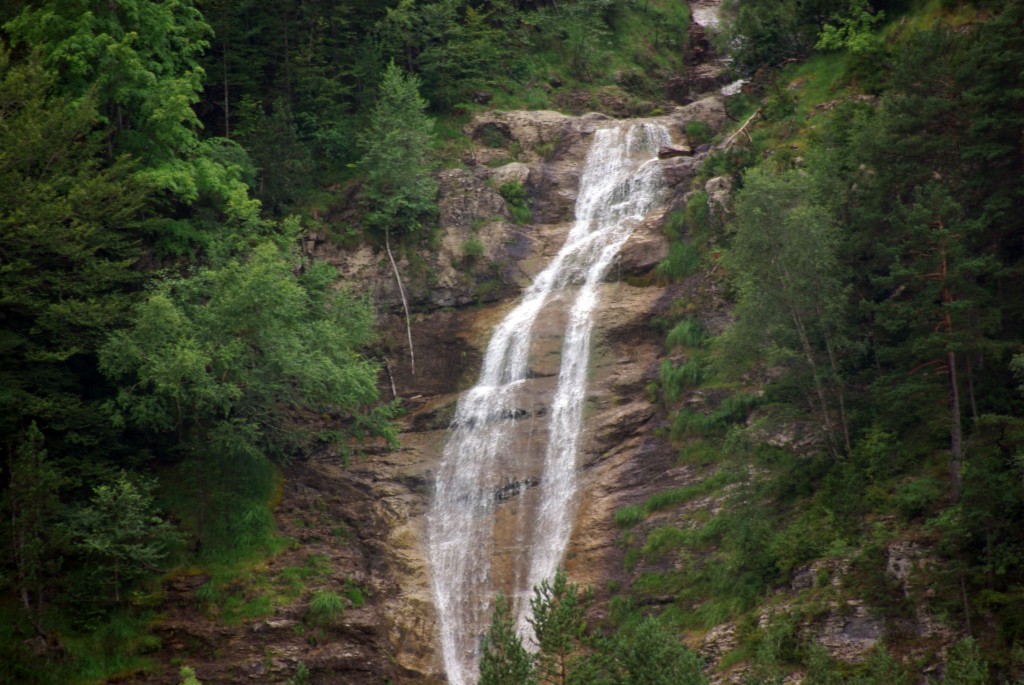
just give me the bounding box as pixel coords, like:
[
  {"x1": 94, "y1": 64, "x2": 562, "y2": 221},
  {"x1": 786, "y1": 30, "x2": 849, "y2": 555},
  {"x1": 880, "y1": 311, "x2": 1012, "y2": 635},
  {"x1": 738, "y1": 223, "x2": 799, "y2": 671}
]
[
  {"x1": 479, "y1": 593, "x2": 536, "y2": 685},
  {"x1": 359, "y1": 61, "x2": 437, "y2": 237}
]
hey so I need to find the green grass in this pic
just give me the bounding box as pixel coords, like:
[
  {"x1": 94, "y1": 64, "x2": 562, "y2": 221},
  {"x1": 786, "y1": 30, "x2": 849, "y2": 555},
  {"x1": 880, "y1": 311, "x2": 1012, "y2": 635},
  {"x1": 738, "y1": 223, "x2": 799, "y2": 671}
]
[
  {"x1": 307, "y1": 591, "x2": 344, "y2": 625},
  {"x1": 498, "y1": 181, "x2": 532, "y2": 225},
  {"x1": 660, "y1": 357, "x2": 706, "y2": 404},
  {"x1": 615, "y1": 469, "x2": 736, "y2": 529},
  {"x1": 656, "y1": 241, "x2": 701, "y2": 281},
  {"x1": 48, "y1": 610, "x2": 159, "y2": 684},
  {"x1": 671, "y1": 393, "x2": 762, "y2": 440}
]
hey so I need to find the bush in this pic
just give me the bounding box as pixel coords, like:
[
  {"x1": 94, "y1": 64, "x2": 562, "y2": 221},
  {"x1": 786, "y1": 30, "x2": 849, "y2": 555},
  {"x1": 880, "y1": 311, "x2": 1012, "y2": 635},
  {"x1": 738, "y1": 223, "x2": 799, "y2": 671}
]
[
  {"x1": 657, "y1": 241, "x2": 701, "y2": 281},
  {"x1": 666, "y1": 318, "x2": 706, "y2": 349},
  {"x1": 499, "y1": 181, "x2": 532, "y2": 225},
  {"x1": 463, "y1": 236, "x2": 484, "y2": 262},
  {"x1": 893, "y1": 475, "x2": 942, "y2": 521},
  {"x1": 307, "y1": 591, "x2": 344, "y2": 625},
  {"x1": 684, "y1": 121, "x2": 713, "y2": 144}
]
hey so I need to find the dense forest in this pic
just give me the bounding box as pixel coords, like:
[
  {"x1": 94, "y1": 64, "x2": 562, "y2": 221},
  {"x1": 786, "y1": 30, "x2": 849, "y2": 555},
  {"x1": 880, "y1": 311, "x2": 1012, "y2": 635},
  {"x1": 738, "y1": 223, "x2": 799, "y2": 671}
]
[{"x1": 1, "y1": 0, "x2": 1023, "y2": 682}]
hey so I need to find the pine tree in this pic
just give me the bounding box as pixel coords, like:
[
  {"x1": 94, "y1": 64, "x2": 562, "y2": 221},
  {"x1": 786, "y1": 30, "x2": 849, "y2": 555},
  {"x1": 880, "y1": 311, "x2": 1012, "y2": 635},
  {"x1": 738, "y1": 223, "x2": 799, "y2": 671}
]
[
  {"x1": 528, "y1": 568, "x2": 591, "y2": 685},
  {"x1": 359, "y1": 61, "x2": 437, "y2": 237},
  {"x1": 479, "y1": 593, "x2": 536, "y2": 685}
]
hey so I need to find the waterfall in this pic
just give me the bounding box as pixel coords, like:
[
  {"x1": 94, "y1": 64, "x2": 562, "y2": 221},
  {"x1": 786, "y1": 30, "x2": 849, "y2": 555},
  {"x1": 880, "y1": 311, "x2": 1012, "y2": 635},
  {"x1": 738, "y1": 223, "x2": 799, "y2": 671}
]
[{"x1": 428, "y1": 121, "x2": 670, "y2": 685}]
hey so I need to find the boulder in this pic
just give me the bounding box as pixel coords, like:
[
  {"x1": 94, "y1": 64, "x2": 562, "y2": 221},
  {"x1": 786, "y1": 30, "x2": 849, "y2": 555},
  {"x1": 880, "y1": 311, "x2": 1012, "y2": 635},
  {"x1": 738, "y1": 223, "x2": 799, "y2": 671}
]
[
  {"x1": 616, "y1": 209, "x2": 669, "y2": 276},
  {"x1": 705, "y1": 175, "x2": 732, "y2": 211},
  {"x1": 661, "y1": 155, "x2": 702, "y2": 187},
  {"x1": 489, "y1": 161, "x2": 531, "y2": 188},
  {"x1": 657, "y1": 143, "x2": 693, "y2": 159},
  {"x1": 673, "y1": 95, "x2": 728, "y2": 132}
]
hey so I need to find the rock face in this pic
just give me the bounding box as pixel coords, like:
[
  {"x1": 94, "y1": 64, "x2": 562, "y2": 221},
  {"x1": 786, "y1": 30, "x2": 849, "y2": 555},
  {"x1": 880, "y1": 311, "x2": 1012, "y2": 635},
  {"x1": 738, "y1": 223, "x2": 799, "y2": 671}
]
[
  {"x1": 303, "y1": 99, "x2": 729, "y2": 683},
  {"x1": 137, "y1": 97, "x2": 735, "y2": 685}
]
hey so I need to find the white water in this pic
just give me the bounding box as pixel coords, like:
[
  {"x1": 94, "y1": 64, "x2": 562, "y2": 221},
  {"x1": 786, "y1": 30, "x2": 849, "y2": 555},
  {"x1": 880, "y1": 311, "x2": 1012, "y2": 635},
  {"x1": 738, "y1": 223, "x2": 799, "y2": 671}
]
[{"x1": 427, "y1": 121, "x2": 670, "y2": 685}]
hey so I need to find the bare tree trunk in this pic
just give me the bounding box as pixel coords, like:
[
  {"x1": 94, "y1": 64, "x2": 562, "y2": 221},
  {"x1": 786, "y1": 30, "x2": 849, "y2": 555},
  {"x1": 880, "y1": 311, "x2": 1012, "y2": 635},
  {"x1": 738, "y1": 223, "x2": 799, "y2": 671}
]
[
  {"x1": 965, "y1": 354, "x2": 979, "y2": 423},
  {"x1": 960, "y1": 571, "x2": 973, "y2": 635},
  {"x1": 722, "y1": 108, "x2": 762, "y2": 149},
  {"x1": 949, "y1": 349, "x2": 963, "y2": 501},
  {"x1": 818, "y1": 311, "x2": 851, "y2": 455},
  {"x1": 383, "y1": 358, "x2": 398, "y2": 399},
  {"x1": 385, "y1": 230, "x2": 416, "y2": 376},
  {"x1": 222, "y1": 40, "x2": 230, "y2": 138}
]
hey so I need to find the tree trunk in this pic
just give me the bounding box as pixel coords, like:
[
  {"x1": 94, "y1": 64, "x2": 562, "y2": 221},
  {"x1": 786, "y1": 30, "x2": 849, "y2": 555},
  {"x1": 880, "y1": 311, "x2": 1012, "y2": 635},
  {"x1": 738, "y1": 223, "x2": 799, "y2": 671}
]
[
  {"x1": 385, "y1": 230, "x2": 416, "y2": 377},
  {"x1": 222, "y1": 40, "x2": 230, "y2": 138},
  {"x1": 949, "y1": 348, "x2": 964, "y2": 501}
]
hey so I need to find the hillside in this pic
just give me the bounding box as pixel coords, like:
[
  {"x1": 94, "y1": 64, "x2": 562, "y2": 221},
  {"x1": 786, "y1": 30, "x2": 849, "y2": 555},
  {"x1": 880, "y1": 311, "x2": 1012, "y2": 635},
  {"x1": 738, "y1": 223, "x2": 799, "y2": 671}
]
[{"x1": 1, "y1": 0, "x2": 1023, "y2": 684}]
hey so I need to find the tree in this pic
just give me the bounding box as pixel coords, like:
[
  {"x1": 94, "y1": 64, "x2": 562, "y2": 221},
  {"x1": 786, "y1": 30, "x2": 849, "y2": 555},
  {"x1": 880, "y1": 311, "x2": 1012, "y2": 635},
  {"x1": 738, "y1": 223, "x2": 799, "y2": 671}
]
[
  {"x1": 4, "y1": 0, "x2": 262, "y2": 254},
  {"x1": 66, "y1": 471, "x2": 178, "y2": 604},
  {"x1": 359, "y1": 61, "x2": 437, "y2": 236},
  {"x1": 479, "y1": 593, "x2": 536, "y2": 685},
  {"x1": 722, "y1": 167, "x2": 852, "y2": 456},
  {"x1": 2, "y1": 423, "x2": 65, "y2": 634},
  {"x1": 609, "y1": 617, "x2": 706, "y2": 685},
  {"x1": 0, "y1": 51, "x2": 144, "y2": 466},
  {"x1": 944, "y1": 638, "x2": 988, "y2": 685},
  {"x1": 99, "y1": 242, "x2": 396, "y2": 549},
  {"x1": 528, "y1": 568, "x2": 591, "y2": 685}
]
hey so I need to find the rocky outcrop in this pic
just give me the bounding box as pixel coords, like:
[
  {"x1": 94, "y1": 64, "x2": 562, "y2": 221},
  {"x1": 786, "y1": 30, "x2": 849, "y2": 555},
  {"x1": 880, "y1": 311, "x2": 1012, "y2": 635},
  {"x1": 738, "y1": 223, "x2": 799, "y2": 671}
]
[
  {"x1": 145, "y1": 97, "x2": 732, "y2": 685},
  {"x1": 321, "y1": 100, "x2": 731, "y2": 682}
]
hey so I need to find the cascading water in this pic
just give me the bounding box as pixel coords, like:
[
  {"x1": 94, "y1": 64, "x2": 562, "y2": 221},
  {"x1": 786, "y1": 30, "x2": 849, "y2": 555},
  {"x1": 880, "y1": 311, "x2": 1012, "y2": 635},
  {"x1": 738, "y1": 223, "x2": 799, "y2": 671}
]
[{"x1": 428, "y1": 120, "x2": 670, "y2": 685}]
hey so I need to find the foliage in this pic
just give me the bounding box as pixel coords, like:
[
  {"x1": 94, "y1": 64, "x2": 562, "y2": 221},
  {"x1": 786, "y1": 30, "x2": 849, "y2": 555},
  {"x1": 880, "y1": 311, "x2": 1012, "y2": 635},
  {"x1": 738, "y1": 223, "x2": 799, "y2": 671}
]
[
  {"x1": 307, "y1": 590, "x2": 344, "y2": 625},
  {"x1": 499, "y1": 181, "x2": 533, "y2": 225},
  {"x1": 4, "y1": 0, "x2": 262, "y2": 249},
  {"x1": 463, "y1": 236, "x2": 485, "y2": 262},
  {"x1": 721, "y1": 166, "x2": 852, "y2": 456},
  {"x1": 179, "y1": 665, "x2": 203, "y2": 685},
  {"x1": 99, "y1": 242, "x2": 396, "y2": 551},
  {"x1": 65, "y1": 472, "x2": 180, "y2": 604},
  {"x1": 944, "y1": 637, "x2": 989, "y2": 685},
  {"x1": 100, "y1": 242, "x2": 391, "y2": 457},
  {"x1": 816, "y1": 0, "x2": 886, "y2": 55},
  {"x1": 0, "y1": 52, "x2": 145, "y2": 465},
  {"x1": 684, "y1": 121, "x2": 713, "y2": 144},
  {"x1": 656, "y1": 241, "x2": 701, "y2": 281},
  {"x1": 479, "y1": 593, "x2": 536, "y2": 685},
  {"x1": 608, "y1": 617, "x2": 707, "y2": 685},
  {"x1": 529, "y1": 568, "x2": 592, "y2": 685},
  {"x1": 360, "y1": 61, "x2": 438, "y2": 236}
]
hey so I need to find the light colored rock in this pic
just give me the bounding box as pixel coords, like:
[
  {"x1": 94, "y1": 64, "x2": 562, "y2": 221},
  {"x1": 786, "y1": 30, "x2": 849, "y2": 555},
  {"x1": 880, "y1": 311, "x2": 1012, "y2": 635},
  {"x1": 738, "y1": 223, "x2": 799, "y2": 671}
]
[
  {"x1": 489, "y1": 161, "x2": 531, "y2": 187},
  {"x1": 662, "y1": 155, "x2": 702, "y2": 187},
  {"x1": 701, "y1": 623, "x2": 739, "y2": 662},
  {"x1": 616, "y1": 208, "x2": 669, "y2": 276},
  {"x1": 658, "y1": 143, "x2": 694, "y2": 159},
  {"x1": 706, "y1": 175, "x2": 733, "y2": 213},
  {"x1": 673, "y1": 95, "x2": 728, "y2": 132},
  {"x1": 817, "y1": 601, "x2": 883, "y2": 662},
  {"x1": 437, "y1": 168, "x2": 508, "y2": 228}
]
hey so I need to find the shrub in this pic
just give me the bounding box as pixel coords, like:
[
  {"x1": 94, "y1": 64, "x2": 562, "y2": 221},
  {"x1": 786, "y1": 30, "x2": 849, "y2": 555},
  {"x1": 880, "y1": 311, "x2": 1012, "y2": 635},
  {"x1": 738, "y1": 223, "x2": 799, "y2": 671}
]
[
  {"x1": 657, "y1": 241, "x2": 700, "y2": 281},
  {"x1": 463, "y1": 236, "x2": 484, "y2": 262},
  {"x1": 499, "y1": 181, "x2": 532, "y2": 225},
  {"x1": 684, "y1": 120, "x2": 713, "y2": 144},
  {"x1": 307, "y1": 591, "x2": 344, "y2": 625},
  {"x1": 666, "y1": 318, "x2": 706, "y2": 349}
]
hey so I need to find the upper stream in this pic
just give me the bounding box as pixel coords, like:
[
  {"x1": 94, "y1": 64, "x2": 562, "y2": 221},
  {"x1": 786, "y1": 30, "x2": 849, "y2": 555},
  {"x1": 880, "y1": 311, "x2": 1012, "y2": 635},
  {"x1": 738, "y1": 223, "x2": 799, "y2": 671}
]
[{"x1": 427, "y1": 120, "x2": 670, "y2": 685}]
